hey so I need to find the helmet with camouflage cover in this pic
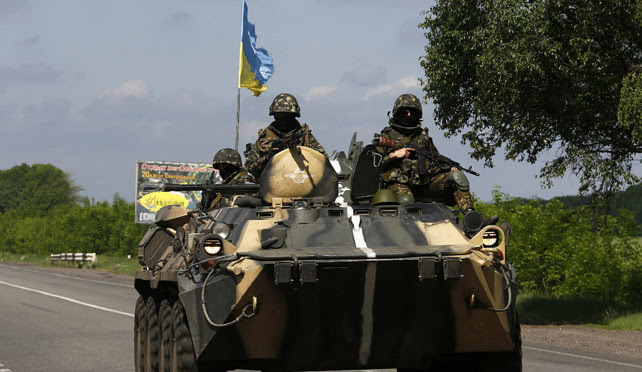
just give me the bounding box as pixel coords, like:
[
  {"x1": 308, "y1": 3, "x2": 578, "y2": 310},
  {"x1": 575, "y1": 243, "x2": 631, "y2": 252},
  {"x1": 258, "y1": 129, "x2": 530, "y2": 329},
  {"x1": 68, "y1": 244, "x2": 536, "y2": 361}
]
[
  {"x1": 213, "y1": 148, "x2": 242, "y2": 168},
  {"x1": 392, "y1": 94, "x2": 422, "y2": 118},
  {"x1": 269, "y1": 93, "x2": 301, "y2": 117}
]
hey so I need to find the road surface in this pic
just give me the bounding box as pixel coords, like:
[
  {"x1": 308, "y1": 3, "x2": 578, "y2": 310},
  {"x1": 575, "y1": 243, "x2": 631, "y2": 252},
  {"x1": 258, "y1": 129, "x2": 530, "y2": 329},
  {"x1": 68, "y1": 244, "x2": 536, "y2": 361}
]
[{"x1": 1, "y1": 263, "x2": 641, "y2": 372}]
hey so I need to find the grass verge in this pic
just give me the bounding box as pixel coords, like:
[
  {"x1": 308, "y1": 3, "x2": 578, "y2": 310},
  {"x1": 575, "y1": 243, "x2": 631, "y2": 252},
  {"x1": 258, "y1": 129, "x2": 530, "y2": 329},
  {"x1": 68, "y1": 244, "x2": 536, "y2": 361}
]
[
  {"x1": 518, "y1": 291, "x2": 642, "y2": 330},
  {"x1": 604, "y1": 312, "x2": 642, "y2": 331},
  {"x1": 0, "y1": 252, "x2": 140, "y2": 276}
]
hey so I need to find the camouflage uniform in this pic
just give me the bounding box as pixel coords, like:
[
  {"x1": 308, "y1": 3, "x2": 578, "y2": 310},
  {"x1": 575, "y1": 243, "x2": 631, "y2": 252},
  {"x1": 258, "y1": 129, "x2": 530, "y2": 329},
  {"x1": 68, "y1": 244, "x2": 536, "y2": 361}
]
[
  {"x1": 201, "y1": 148, "x2": 256, "y2": 210},
  {"x1": 244, "y1": 93, "x2": 327, "y2": 179},
  {"x1": 374, "y1": 94, "x2": 474, "y2": 211}
]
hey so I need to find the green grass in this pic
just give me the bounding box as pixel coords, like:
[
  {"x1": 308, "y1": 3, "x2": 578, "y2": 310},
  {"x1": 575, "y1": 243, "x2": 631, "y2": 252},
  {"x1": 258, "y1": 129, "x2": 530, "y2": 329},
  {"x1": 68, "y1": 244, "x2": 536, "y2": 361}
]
[
  {"x1": 604, "y1": 312, "x2": 642, "y2": 331},
  {"x1": 518, "y1": 291, "x2": 642, "y2": 330},
  {"x1": 0, "y1": 252, "x2": 140, "y2": 276},
  {"x1": 0, "y1": 252, "x2": 54, "y2": 266},
  {"x1": 94, "y1": 255, "x2": 141, "y2": 276},
  {"x1": 517, "y1": 292, "x2": 613, "y2": 324}
]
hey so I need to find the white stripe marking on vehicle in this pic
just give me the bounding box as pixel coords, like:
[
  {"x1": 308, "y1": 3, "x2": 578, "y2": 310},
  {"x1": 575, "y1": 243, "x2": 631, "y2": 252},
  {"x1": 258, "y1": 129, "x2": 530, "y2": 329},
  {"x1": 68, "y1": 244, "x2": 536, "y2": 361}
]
[
  {"x1": 358, "y1": 262, "x2": 377, "y2": 366},
  {"x1": 347, "y1": 207, "x2": 376, "y2": 258},
  {"x1": 0, "y1": 280, "x2": 134, "y2": 318}
]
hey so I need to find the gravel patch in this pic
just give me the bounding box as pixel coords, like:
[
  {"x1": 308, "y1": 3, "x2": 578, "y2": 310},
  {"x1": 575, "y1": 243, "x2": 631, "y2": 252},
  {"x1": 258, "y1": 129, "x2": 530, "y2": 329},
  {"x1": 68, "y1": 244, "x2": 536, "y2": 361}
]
[{"x1": 523, "y1": 324, "x2": 642, "y2": 360}]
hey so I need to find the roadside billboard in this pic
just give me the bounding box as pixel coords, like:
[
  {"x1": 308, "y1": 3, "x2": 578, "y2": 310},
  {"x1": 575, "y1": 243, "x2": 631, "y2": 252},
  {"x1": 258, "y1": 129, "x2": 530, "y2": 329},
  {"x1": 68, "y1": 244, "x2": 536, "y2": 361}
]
[{"x1": 135, "y1": 160, "x2": 221, "y2": 224}]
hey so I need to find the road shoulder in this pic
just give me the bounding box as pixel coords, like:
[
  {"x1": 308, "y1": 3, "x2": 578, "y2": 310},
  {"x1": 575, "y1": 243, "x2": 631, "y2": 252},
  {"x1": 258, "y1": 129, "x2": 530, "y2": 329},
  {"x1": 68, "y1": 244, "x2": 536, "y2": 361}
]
[{"x1": 523, "y1": 324, "x2": 642, "y2": 361}]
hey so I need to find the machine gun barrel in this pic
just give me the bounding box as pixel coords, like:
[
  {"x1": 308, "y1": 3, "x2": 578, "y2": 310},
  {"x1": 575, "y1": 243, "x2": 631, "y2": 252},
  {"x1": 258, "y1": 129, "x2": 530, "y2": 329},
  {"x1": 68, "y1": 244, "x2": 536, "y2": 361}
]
[
  {"x1": 374, "y1": 135, "x2": 480, "y2": 176},
  {"x1": 142, "y1": 183, "x2": 260, "y2": 195}
]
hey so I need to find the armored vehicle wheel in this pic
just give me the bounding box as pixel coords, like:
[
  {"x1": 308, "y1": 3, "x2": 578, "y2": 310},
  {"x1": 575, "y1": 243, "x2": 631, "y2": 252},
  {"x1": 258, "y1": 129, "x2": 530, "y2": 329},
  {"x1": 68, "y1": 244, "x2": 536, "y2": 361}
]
[
  {"x1": 146, "y1": 297, "x2": 161, "y2": 372},
  {"x1": 159, "y1": 298, "x2": 174, "y2": 372},
  {"x1": 170, "y1": 302, "x2": 198, "y2": 372},
  {"x1": 134, "y1": 296, "x2": 147, "y2": 372},
  {"x1": 478, "y1": 320, "x2": 522, "y2": 372}
]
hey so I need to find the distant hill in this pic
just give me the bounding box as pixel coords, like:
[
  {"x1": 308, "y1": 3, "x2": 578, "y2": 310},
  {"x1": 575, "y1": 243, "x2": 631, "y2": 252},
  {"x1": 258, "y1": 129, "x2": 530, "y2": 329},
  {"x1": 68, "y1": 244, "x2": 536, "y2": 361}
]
[{"x1": 547, "y1": 184, "x2": 642, "y2": 226}]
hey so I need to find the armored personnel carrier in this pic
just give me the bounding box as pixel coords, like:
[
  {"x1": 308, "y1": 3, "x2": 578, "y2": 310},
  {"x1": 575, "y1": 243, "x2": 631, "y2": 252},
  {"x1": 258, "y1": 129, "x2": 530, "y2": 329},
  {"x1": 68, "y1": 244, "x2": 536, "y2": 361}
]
[{"x1": 134, "y1": 136, "x2": 521, "y2": 372}]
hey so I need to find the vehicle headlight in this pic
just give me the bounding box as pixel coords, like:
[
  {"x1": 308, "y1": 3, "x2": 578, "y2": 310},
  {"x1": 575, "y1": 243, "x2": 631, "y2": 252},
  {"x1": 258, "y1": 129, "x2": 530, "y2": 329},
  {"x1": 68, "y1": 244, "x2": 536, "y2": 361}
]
[
  {"x1": 203, "y1": 237, "x2": 223, "y2": 255},
  {"x1": 212, "y1": 223, "x2": 230, "y2": 239},
  {"x1": 482, "y1": 229, "x2": 500, "y2": 248}
]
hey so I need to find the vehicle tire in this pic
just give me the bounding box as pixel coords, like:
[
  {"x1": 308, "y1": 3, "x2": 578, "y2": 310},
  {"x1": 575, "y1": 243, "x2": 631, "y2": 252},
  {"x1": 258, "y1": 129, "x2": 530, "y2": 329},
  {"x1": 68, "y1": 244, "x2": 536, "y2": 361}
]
[
  {"x1": 135, "y1": 296, "x2": 147, "y2": 372},
  {"x1": 477, "y1": 318, "x2": 522, "y2": 372},
  {"x1": 171, "y1": 301, "x2": 198, "y2": 372},
  {"x1": 146, "y1": 296, "x2": 161, "y2": 372},
  {"x1": 159, "y1": 298, "x2": 174, "y2": 372}
]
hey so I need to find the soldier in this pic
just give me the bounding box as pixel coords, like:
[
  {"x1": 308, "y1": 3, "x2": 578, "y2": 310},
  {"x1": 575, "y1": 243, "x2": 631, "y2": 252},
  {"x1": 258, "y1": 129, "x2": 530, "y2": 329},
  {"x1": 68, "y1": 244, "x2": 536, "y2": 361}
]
[
  {"x1": 244, "y1": 93, "x2": 327, "y2": 179},
  {"x1": 373, "y1": 94, "x2": 496, "y2": 224},
  {"x1": 200, "y1": 148, "x2": 256, "y2": 210}
]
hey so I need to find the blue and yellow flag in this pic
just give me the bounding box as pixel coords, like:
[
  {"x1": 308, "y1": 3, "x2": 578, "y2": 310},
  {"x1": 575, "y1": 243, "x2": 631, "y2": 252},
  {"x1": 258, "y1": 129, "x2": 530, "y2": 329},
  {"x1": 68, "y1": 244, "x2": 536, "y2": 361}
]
[{"x1": 238, "y1": 0, "x2": 274, "y2": 96}]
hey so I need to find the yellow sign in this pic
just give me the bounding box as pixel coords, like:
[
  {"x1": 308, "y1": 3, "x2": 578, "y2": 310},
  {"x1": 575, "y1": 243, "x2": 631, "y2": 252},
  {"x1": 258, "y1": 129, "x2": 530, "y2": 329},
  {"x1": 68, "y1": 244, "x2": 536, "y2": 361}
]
[{"x1": 140, "y1": 192, "x2": 189, "y2": 212}]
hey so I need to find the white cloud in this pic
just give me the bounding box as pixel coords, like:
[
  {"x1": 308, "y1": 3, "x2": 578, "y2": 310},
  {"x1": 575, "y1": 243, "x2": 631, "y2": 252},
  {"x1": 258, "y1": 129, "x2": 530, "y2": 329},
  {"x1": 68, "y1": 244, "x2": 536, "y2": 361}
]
[
  {"x1": 100, "y1": 79, "x2": 151, "y2": 98},
  {"x1": 362, "y1": 76, "x2": 420, "y2": 101},
  {"x1": 303, "y1": 85, "x2": 337, "y2": 101}
]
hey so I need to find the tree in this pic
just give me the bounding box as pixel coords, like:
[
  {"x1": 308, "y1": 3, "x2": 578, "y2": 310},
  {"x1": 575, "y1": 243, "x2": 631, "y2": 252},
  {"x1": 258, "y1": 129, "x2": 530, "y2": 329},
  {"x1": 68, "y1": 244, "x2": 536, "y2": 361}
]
[
  {"x1": 0, "y1": 163, "x2": 82, "y2": 216},
  {"x1": 419, "y1": 0, "x2": 642, "y2": 200}
]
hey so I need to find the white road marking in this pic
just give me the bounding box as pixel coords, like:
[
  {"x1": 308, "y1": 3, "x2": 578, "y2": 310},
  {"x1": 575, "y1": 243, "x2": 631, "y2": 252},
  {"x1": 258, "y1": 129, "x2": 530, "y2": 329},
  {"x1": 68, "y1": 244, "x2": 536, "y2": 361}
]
[
  {"x1": 0, "y1": 280, "x2": 134, "y2": 318},
  {"x1": 0, "y1": 263, "x2": 131, "y2": 288},
  {"x1": 525, "y1": 346, "x2": 642, "y2": 369}
]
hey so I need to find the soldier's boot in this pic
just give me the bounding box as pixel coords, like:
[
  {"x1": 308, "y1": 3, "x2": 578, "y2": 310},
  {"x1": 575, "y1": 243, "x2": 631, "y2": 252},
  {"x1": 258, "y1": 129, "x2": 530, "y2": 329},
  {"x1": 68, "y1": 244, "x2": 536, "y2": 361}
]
[
  {"x1": 390, "y1": 183, "x2": 415, "y2": 206},
  {"x1": 397, "y1": 195, "x2": 414, "y2": 205}
]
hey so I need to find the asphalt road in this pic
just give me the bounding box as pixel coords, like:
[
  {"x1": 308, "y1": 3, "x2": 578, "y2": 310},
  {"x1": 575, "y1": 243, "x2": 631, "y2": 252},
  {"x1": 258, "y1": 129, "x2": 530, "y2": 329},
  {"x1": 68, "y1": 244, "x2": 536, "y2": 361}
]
[{"x1": 1, "y1": 263, "x2": 641, "y2": 372}]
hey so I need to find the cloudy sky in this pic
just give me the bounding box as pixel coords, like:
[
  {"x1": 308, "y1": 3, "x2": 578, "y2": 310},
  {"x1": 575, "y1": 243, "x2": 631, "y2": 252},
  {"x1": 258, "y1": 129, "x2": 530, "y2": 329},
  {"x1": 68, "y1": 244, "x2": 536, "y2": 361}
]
[{"x1": 1, "y1": 0, "x2": 583, "y2": 203}]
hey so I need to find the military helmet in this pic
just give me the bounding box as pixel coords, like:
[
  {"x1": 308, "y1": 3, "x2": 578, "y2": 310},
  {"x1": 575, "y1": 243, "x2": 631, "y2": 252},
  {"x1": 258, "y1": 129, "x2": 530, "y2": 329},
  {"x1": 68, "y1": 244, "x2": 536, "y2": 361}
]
[
  {"x1": 269, "y1": 93, "x2": 301, "y2": 117},
  {"x1": 392, "y1": 94, "x2": 422, "y2": 117},
  {"x1": 212, "y1": 148, "x2": 242, "y2": 168},
  {"x1": 371, "y1": 189, "x2": 399, "y2": 206}
]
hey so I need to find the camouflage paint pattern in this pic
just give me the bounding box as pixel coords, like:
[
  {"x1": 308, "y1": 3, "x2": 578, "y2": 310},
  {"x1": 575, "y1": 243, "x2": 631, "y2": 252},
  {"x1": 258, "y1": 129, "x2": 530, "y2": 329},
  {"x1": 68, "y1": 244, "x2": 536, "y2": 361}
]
[
  {"x1": 133, "y1": 138, "x2": 520, "y2": 371},
  {"x1": 213, "y1": 148, "x2": 243, "y2": 168},
  {"x1": 269, "y1": 93, "x2": 301, "y2": 117},
  {"x1": 392, "y1": 93, "x2": 423, "y2": 117}
]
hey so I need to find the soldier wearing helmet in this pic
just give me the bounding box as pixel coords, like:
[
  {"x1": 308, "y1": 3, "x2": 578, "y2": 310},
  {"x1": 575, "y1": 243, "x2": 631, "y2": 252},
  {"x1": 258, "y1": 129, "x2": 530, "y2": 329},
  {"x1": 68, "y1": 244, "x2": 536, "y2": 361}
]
[
  {"x1": 200, "y1": 148, "x2": 256, "y2": 210},
  {"x1": 244, "y1": 93, "x2": 327, "y2": 179},
  {"x1": 373, "y1": 94, "x2": 495, "y2": 223}
]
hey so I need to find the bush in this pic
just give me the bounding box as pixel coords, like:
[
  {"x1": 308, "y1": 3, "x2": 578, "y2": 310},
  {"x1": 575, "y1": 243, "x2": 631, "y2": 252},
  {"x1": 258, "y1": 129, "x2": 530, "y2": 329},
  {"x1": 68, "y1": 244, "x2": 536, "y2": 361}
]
[
  {"x1": 476, "y1": 189, "x2": 642, "y2": 305},
  {"x1": 0, "y1": 195, "x2": 148, "y2": 257}
]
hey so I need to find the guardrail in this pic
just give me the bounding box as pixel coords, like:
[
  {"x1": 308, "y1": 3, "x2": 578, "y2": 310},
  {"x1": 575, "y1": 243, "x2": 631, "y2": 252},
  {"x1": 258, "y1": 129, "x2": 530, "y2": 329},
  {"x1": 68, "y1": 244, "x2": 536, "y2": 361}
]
[{"x1": 50, "y1": 253, "x2": 97, "y2": 265}]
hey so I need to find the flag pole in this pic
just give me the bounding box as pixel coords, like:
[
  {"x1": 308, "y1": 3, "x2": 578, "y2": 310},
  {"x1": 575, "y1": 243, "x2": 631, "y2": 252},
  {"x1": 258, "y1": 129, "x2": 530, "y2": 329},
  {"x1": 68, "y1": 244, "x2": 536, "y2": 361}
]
[
  {"x1": 235, "y1": 88, "x2": 240, "y2": 151},
  {"x1": 235, "y1": 0, "x2": 245, "y2": 152}
]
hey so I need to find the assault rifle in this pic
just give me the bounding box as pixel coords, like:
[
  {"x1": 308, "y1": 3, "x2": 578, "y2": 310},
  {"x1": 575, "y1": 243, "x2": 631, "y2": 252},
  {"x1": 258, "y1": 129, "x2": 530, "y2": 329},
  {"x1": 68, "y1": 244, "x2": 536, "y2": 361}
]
[
  {"x1": 373, "y1": 135, "x2": 480, "y2": 176},
  {"x1": 265, "y1": 130, "x2": 307, "y2": 153},
  {"x1": 142, "y1": 182, "x2": 260, "y2": 195}
]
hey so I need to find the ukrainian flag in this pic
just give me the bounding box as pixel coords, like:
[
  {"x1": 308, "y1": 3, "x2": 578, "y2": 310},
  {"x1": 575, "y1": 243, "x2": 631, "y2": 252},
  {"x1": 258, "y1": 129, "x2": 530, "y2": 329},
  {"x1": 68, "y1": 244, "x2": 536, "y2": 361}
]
[{"x1": 238, "y1": 0, "x2": 274, "y2": 96}]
